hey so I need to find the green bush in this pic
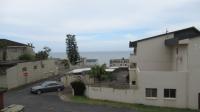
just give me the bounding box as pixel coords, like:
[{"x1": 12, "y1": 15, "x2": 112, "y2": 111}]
[
  {"x1": 71, "y1": 81, "x2": 86, "y2": 96},
  {"x1": 18, "y1": 54, "x2": 35, "y2": 61}
]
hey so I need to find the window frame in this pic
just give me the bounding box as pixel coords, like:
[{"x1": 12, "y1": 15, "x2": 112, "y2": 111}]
[
  {"x1": 164, "y1": 89, "x2": 176, "y2": 98},
  {"x1": 145, "y1": 88, "x2": 157, "y2": 98}
]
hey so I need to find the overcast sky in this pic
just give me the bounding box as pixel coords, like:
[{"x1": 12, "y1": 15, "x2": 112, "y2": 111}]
[{"x1": 0, "y1": 0, "x2": 200, "y2": 52}]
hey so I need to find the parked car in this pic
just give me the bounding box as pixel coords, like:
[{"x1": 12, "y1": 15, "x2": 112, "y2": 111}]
[{"x1": 31, "y1": 81, "x2": 64, "y2": 94}]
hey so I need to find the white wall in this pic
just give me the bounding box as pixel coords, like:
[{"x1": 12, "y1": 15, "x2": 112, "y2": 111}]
[
  {"x1": 188, "y1": 36, "x2": 200, "y2": 109},
  {"x1": 6, "y1": 60, "x2": 58, "y2": 89},
  {"x1": 137, "y1": 71, "x2": 188, "y2": 108},
  {"x1": 136, "y1": 34, "x2": 174, "y2": 71},
  {"x1": 86, "y1": 71, "x2": 188, "y2": 108}
]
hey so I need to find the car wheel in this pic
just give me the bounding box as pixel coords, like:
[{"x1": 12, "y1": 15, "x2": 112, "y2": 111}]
[
  {"x1": 57, "y1": 88, "x2": 61, "y2": 92},
  {"x1": 37, "y1": 90, "x2": 41, "y2": 94}
]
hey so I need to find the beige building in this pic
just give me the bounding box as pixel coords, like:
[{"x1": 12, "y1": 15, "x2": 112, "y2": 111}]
[
  {"x1": 0, "y1": 59, "x2": 58, "y2": 89},
  {"x1": 110, "y1": 58, "x2": 129, "y2": 67},
  {"x1": 0, "y1": 39, "x2": 58, "y2": 89},
  {"x1": 0, "y1": 39, "x2": 34, "y2": 61},
  {"x1": 128, "y1": 27, "x2": 200, "y2": 109}
]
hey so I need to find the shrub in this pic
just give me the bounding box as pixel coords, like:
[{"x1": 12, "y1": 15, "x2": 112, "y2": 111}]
[
  {"x1": 71, "y1": 81, "x2": 86, "y2": 96},
  {"x1": 18, "y1": 54, "x2": 35, "y2": 61}
]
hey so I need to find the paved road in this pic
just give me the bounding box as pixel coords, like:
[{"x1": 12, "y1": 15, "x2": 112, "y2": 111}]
[{"x1": 4, "y1": 79, "x2": 136, "y2": 112}]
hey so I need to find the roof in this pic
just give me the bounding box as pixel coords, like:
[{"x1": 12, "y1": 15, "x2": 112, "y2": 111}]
[
  {"x1": 69, "y1": 67, "x2": 119, "y2": 74},
  {"x1": 0, "y1": 39, "x2": 27, "y2": 47},
  {"x1": 69, "y1": 68, "x2": 91, "y2": 74},
  {"x1": 129, "y1": 27, "x2": 200, "y2": 47}
]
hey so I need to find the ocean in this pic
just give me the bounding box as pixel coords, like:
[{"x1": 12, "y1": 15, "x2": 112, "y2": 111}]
[{"x1": 50, "y1": 51, "x2": 131, "y2": 65}]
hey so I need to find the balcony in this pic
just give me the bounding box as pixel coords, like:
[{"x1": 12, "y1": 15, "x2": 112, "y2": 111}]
[{"x1": 129, "y1": 53, "x2": 137, "y2": 63}]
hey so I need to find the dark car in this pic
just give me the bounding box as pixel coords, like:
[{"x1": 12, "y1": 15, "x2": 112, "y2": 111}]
[{"x1": 31, "y1": 81, "x2": 64, "y2": 94}]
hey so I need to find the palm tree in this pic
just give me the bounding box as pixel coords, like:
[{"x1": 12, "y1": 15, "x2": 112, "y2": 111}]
[{"x1": 89, "y1": 64, "x2": 106, "y2": 83}]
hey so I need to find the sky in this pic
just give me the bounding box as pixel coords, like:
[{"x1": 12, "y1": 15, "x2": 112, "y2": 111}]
[{"x1": 0, "y1": 0, "x2": 200, "y2": 52}]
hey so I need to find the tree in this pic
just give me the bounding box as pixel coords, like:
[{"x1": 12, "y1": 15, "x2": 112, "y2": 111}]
[
  {"x1": 89, "y1": 64, "x2": 107, "y2": 82},
  {"x1": 35, "y1": 47, "x2": 51, "y2": 60},
  {"x1": 0, "y1": 41, "x2": 7, "y2": 61},
  {"x1": 18, "y1": 54, "x2": 35, "y2": 61},
  {"x1": 61, "y1": 59, "x2": 69, "y2": 69},
  {"x1": 66, "y1": 34, "x2": 80, "y2": 65}
]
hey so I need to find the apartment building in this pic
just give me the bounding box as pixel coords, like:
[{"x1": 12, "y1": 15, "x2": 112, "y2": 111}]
[
  {"x1": 129, "y1": 27, "x2": 200, "y2": 109},
  {"x1": 0, "y1": 39, "x2": 34, "y2": 61}
]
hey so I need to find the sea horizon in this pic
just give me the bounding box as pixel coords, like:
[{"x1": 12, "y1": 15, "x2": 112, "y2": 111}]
[{"x1": 50, "y1": 51, "x2": 131, "y2": 65}]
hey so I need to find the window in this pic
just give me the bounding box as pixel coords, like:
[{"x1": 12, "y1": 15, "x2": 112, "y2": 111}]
[
  {"x1": 146, "y1": 88, "x2": 157, "y2": 97},
  {"x1": 41, "y1": 64, "x2": 45, "y2": 68},
  {"x1": 22, "y1": 67, "x2": 27, "y2": 72},
  {"x1": 130, "y1": 63, "x2": 136, "y2": 68},
  {"x1": 164, "y1": 89, "x2": 176, "y2": 98},
  {"x1": 132, "y1": 81, "x2": 136, "y2": 85},
  {"x1": 33, "y1": 65, "x2": 37, "y2": 69}
]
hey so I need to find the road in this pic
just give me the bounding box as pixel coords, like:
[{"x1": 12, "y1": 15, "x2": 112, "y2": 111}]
[{"x1": 4, "y1": 78, "x2": 136, "y2": 112}]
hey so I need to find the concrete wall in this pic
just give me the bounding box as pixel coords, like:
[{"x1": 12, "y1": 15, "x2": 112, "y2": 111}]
[
  {"x1": 0, "y1": 75, "x2": 7, "y2": 88},
  {"x1": 86, "y1": 71, "x2": 188, "y2": 108},
  {"x1": 135, "y1": 34, "x2": 174, "y2": 71},
  {"x1": 86, "y1": 86, "x2": 136, "y2": 103},
  {"x1": 188, "y1": 36, "x2": 200, "y2": 109},
  {"x1": 62, "y1": 75, "x2": 94, "y2": 87},
  {"x1": 6, "y1": 60, "x2": 58, "y2": 89}
]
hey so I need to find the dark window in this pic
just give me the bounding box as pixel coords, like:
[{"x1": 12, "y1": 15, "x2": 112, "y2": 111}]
[
  {"x1": 164, "y1": 89, "x2": 176, "y2": 98},
  {"x1": 132, "y1": 81, "x2": 136, "y2": 85},
  {"x1": 41, "y1": 64, "x2": 45, "y2": 68},
  {"x1": 47, "y1": 83, "x2": 59, "y2": 86},
  {"x1": 130, "y1": 63, "x2": 136, "y2": 68},
  {"x1": 33, "y1": 65, "x2": 37, "y2": 69},
  {"x1": 22, "y1": 67, "x2": 27, "y2": 72},
  {"x1": 146, "y1": 88, "x2": 157, "y2": 97}
]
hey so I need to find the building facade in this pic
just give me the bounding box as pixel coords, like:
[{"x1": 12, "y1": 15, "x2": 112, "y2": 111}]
[
  {"x1": 128, "y1": 27, "x2": 200, "y2": 109},
  {"x1": 110, "y1": 58, "x2": 129, "y2": 67}
]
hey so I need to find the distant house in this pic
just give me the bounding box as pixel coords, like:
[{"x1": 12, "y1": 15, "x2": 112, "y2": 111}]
[
  {"x1": 0, "y1": 39, "x2": 34, "y2": 61},
  {"x1": 79, "y1": 57, "x2": 98, "y2": 67},
  {"x1": 110, "y1": 58, "x2": 129, "y2": 67},
  {"x1": 0, "y1": 39, "x2": 58, "y2": 89}
]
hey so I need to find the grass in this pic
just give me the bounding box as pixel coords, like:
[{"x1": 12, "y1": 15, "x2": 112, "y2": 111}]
[{"x1": 70, "y1": 96, "x2": 198, "y2": 112}]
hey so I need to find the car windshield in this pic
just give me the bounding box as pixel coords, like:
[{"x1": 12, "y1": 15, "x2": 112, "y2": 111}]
[{"x1": 41, "y1": 82, "x2": 49, "y2": 87}]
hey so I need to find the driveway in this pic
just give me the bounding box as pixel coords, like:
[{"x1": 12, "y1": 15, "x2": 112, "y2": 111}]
[{"x1": 4, "y1": 78, "x2": 136, "y2": 112}]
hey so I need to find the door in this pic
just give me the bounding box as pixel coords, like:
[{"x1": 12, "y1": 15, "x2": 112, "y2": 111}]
[{"x1": 198, "y1": 93, "x2": 200, "y2": 109}]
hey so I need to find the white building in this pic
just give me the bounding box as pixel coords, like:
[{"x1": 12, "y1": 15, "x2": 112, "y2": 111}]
[
  {"x1": 128, "y1": 27, "x2": 200, "y2": 109},
  {"x1": 73, "y1": 27, "x2": 200, "y2": 110},
  {"x1": 110, "y1": 58, "x2": 129, "y2": 67}
]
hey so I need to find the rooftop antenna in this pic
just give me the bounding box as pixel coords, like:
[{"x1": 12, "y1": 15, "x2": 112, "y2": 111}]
[
  {"x1": 166, "y1": 28, "x2": 168, "y2": 34},
  {"x1": 166, "y1": 28, "x2": 169, "y2": 38}
]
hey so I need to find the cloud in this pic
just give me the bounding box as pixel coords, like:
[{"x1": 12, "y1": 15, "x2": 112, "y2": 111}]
[{"x1": 0, "y1": 0, "x2": 200, "y2": 52}]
